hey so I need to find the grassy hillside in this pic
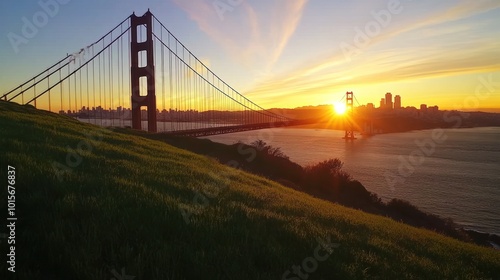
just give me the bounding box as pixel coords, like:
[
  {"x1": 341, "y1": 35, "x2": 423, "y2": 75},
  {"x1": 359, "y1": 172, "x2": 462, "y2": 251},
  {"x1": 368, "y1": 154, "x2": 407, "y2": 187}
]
[{"x1": 0, "y1": 100, "x2": 499, "y2": 279}]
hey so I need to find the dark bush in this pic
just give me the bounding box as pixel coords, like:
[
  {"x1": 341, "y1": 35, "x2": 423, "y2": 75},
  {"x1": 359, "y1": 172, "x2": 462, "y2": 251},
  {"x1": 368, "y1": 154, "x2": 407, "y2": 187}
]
[
  {"x1": 301, "y1": 159, "x2": 370, "y2": 203},
  {"x1": 250, "y1": 139, "x2": 289, "y2": 160}
]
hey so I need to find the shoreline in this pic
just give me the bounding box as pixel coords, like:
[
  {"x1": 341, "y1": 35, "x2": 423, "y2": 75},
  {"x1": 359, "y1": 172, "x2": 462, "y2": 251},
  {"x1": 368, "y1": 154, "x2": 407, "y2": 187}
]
[
  {"x1": 286, "y1": 123, "x2": 500, "y2": 136},
  {"x1": 463, "y1": 229, "x2": 500, "y2": 250},
  {"x1": 129, "y1": 129, "x2": 500, "y2": 250}
]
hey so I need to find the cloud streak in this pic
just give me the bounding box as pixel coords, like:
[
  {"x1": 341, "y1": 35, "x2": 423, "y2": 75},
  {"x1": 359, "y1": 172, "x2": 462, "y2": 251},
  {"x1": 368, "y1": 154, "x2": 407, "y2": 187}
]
[
  {"x1": 172, "y1": 0, "x2": 308, "y2": 72},
  {"x1": 244, "y1": 0, "x2": 500, "y2": 107}
]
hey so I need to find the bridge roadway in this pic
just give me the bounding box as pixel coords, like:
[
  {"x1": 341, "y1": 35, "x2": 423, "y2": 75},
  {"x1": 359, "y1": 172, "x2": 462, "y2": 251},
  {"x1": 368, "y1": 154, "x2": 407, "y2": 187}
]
[{"x1": 161, "y1": 119, "x2": 315, "y2": 137}]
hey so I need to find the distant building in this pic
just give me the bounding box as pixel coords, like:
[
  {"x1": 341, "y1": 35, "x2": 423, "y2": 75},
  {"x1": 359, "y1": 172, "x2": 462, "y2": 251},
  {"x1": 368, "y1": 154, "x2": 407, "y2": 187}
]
[
  {"x1": 394, "y1": 95, "x2": 401, "y2": 109},
  {"x1": 367, "y1": 103, "x2": 375, "y2": 110},
  {"x1": 428, "y1": 106, "x2": 439, "y2": 112},
  {"x1": 380, "y1": 98, "x2": 385, "y2": 109},
  {"x1": 420, "y1": 104, "x2": 427, "y2": 111},
  {"x1": 385, "y1": 92, "x2": 393, "y2": 109}
]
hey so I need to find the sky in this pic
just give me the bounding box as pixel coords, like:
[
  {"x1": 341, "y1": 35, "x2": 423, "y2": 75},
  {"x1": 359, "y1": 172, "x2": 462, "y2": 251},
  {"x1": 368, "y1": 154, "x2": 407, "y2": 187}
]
[{"x1": 0, "y1": 0, "x2": 499, "y2": 111}]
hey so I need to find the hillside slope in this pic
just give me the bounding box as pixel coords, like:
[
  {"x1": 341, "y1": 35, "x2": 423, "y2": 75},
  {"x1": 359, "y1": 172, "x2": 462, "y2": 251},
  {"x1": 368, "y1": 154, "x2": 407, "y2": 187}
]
[{"x1": 0, "y1": 101, "x2": 499, "y2": 279}]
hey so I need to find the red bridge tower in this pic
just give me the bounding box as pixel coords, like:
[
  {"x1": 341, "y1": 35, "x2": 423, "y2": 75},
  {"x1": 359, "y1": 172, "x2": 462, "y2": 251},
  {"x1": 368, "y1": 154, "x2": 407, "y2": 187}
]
[{"x1": 130, "y1": 10, "x2": 157, "y2": 132}]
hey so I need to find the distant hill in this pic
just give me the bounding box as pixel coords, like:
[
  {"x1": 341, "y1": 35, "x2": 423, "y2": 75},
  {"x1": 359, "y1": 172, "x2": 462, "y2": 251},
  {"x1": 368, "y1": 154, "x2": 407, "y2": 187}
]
[{"x1": 0, "y1": 100, "x2": 499, "y2": 279}]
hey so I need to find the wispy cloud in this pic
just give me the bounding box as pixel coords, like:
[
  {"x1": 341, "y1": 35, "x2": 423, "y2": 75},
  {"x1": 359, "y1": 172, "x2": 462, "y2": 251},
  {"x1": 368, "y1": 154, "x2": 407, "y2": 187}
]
[
  {"x1": 370, "y1": 0, "x2": 500, "y2": 47},
  {"x1": 172, "y1": 0, "x2": 308, "y2": 71},
  {"x1": 244, "y1": 0, "x2": 500, "y2": 107},
  {"x1": 247, "y1": 43, "x2": 500, "y2": 107},
  {"x1": 266, "y1": 0, "x2": 308, "y2": 69}
]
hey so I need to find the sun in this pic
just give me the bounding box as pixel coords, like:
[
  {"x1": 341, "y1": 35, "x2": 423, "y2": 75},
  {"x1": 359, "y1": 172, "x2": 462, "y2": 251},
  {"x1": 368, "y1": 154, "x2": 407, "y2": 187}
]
[{"x1": 333, "y1": 102, "x2": 347, "y2": 115}]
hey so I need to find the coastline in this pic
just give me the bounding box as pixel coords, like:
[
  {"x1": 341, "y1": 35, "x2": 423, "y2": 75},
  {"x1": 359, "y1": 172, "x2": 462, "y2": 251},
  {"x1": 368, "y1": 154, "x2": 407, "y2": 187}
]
[
  {"x1": 287, "y1": 122, "x2": 500, "y2": 136},
  {"x1": 126, "y1": 129, "x2": 500, "y2": 249},
  {"x1": 463, "y1": 229, "x2": 500, "y2": 250}
]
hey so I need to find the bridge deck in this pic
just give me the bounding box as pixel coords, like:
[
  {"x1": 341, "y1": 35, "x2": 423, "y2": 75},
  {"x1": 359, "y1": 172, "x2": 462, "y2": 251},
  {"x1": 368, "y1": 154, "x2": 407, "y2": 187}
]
[{"x1": 161, "y1": 120, "x2": 311, "y2": 137}]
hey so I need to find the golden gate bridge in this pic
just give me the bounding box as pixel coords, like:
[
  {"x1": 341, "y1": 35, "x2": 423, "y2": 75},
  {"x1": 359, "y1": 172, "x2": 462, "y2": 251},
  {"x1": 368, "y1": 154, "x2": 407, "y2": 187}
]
[{"x1": 1, "y1": 10, "x2": 357, "y2": 139}]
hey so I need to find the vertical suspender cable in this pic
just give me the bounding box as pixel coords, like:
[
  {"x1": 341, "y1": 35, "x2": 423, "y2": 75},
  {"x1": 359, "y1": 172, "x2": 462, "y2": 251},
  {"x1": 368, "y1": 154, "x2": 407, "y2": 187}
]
[
  {"x1": 127, "y1": 22, "x2": 131, "y2": 127},
  {"x1": 86, "y1": 62, "x2": 89, "y2": 118},
  {"x1": 119, "y1": 23, "x2": 123, "y2": 127},
  {"x1": 48, "y1": 72, "x2": 51, "y2": 112},
  {"x1": 79, "y1": 59, "x2": 82, "y2": 117},
  {"x1": 169, "y1": 31, "x2": 173, "y2": 132},
  {"x1": 92, "y1": 45, "x2": 96, "y2": 124},
  {"x1": 99, "y1": 47, "x2": 102, "y2": 126},
  {"x1": 59, "y1": 69, "x2": 63, "y2": 113},
  {"x1": 175, "y1": 42, "x2": 179, "y2": 131},
  {"x1": 102, "y1": 40, "x2": 107, "y2": 125},
  {"x1": 74, "y1": 67, "x2": 77, "y2": 115},
  {"x1": 161, "y1": 24, "x2": 166, "y2": 132},
  {"x1": 110, "y1": 32, "x2": 114, "y2": 126},
  {"x1": 33, "y1": 78, "x2": 36, "y2": 108},
  {"x1": 68, "y1": 63, "x2": 71, "y2": 114}
]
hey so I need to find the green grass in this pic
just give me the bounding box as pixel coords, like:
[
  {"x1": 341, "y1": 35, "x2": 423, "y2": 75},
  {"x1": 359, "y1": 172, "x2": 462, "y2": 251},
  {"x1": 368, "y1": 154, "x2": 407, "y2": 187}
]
[{"x1": 0, "y1": 100, "x2": 499, "y2": 279}]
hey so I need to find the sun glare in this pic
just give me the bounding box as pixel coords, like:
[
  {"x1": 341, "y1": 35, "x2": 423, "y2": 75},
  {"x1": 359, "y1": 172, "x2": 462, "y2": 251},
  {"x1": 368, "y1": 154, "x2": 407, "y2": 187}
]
[{"x1": 333, "y1": 102, "x2": 347, "y2": 115}]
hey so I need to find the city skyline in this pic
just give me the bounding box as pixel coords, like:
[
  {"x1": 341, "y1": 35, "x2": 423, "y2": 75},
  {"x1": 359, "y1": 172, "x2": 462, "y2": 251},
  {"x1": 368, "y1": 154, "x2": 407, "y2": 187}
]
[
  {"x1": 1, "y1": 1, "x2": 499, "y2": 112},
  {"x1": 60, "y1": 91, "x2": 445, "y2": 115}
]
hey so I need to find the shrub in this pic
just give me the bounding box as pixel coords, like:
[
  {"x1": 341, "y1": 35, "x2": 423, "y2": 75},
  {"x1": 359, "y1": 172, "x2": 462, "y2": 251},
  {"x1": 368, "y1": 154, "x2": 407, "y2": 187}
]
[{"x1": 250, "y1": 140, "x2": 289, "y2": 160}]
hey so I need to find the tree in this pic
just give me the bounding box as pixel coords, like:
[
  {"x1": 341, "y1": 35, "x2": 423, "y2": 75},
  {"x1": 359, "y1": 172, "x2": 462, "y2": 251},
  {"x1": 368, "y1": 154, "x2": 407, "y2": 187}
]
[{"x1": 250, "y1": 140, "x2": 289, "y2": 160}]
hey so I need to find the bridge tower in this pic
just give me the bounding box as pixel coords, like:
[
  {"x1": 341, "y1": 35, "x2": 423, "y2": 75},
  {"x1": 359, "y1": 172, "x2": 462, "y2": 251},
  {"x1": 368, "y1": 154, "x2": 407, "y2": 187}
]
[
  {"x1": 130, "y1": 10, "x2": 157, "y2": 132},
  {"x1": 343, "y1": 91, "x2": 356, "y2": 141}
]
